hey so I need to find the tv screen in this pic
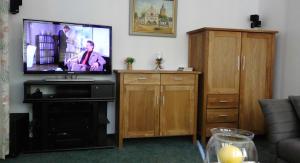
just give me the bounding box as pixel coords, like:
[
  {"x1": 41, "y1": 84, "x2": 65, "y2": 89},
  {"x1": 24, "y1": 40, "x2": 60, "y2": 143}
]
[{"x1": 23, "y1": 19, "x2": 112, "y2": 74}]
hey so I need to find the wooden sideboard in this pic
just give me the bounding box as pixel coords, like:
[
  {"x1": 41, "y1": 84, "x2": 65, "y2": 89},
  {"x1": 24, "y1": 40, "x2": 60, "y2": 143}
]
[{"x1": 114, "y1": 70, "x2": 200, "y2": 148}]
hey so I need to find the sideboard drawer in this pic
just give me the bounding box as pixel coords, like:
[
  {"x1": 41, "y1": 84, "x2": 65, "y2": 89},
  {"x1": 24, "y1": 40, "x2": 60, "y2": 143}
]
[
  {"x1": 124, "y1": 74, "x2": 160, "y2": 84},
  {"x1": 207, "y1": 109, "x2": 238, "y2": 123},
  {"x1": 207, "y1": 94, "x2": 239, "y2": 108},
  {"x1": 161, "y1": 74, "x2": 195, "y2": 85}
]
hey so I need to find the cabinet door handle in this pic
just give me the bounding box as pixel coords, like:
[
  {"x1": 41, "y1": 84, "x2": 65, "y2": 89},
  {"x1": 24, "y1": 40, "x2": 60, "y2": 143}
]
[
  {"x1": 137, "y1": 77, "x2": 147, "y2": 80},
  {"x1": 242, "y1": 56, "x2": 246, "y2": 70},
  {"x1": 219, "y1": 100, "x2": 229, "y2": 103},
  {"x1": 156, "y1": 96, "x2": 159, "y2": 105},
  {"x1": 162, "y1": 96, "x2": 165, "y2": 105},
  {"x1": 237, "y1": 56, "x2": 240, "y2": 71},
  {"x1": 173, "y1": 77, "x2": 183, "y2": 81}
]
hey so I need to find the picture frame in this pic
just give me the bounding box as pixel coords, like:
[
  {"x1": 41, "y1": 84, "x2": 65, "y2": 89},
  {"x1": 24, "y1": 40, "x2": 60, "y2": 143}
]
[{"x1": 129, "y1": 0, "x2": 177, "y2": 37}]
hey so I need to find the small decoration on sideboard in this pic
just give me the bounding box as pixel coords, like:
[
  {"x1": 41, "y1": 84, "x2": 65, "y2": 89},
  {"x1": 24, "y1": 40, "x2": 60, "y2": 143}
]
[
  {"x1": 177, "y1": 67, "x2": 193, "y2": 71},
  {"x1": 155, "y1": 54, "x2": 163, "y2": 70},
  {"x1": 124, "y1": 57, "x2": 135, "y2": 70}
]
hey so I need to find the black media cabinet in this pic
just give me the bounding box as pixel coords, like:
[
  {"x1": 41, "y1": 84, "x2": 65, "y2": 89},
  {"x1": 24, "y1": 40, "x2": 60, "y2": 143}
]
[{"x1": 23, "y1": 80, "x2": 115, "y2": 152}]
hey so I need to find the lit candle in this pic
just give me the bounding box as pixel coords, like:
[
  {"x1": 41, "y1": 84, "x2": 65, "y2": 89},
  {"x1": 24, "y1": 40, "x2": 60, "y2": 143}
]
[{"x1": 157, "y1": 52, "x2": 162, "y2": 59}]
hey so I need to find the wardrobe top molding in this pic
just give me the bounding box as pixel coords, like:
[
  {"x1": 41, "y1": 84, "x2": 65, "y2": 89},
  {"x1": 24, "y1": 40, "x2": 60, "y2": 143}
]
[{"x1": 187, "y1": 27, "x2": 278, "y2": 34}]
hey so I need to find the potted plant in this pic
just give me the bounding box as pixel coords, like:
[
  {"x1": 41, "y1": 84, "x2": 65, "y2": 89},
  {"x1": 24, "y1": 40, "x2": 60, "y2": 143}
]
[{"x1": 125, "y1": 57, "x2": 135, "y2": 70}]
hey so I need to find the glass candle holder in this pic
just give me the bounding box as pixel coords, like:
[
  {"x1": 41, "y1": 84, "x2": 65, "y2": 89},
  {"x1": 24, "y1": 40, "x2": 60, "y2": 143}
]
[{"x1": 206, "y1": 128, "x2": 258, "y2": 163}]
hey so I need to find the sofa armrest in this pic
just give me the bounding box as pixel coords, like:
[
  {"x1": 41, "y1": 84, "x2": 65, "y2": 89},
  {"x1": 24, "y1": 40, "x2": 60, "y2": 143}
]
[{"x1": 259, "y1": 99, "x2": 300, "y2": 144}]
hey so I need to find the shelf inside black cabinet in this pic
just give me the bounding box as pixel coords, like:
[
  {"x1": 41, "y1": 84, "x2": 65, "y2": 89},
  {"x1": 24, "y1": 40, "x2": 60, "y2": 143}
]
[{"x1": 23, "y1": 80, "x2": 115, "y2": 102}]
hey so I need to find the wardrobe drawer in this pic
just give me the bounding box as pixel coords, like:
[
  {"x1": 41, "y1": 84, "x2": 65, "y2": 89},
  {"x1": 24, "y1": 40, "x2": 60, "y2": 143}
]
[
  {"x1": 207, "y1": 109, "x2": 238, "y2": 123},
  {"x1": 161, "y1": 74, "x2": 195, "y2": 85},
  {"x1": 124, "y1": 74, "x2": 160, "y2": 84},
  {"x1": 207, "y1": 94, "x2": 239, "y2": 108}
]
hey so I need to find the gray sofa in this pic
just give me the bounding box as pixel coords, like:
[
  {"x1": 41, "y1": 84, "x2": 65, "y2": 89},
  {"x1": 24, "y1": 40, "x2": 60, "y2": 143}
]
[{"x1": 259, "y1": 96, "x2": 300, "y2": 163}]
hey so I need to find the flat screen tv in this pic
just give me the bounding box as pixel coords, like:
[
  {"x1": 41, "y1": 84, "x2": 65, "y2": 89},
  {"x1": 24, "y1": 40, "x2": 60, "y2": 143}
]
[{"x1": 23, "y1": 19, "x2": 112, "y2": 74}]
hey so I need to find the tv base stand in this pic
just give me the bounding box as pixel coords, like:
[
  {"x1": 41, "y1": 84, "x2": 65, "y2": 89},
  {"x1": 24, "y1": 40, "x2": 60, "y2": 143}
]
[{"x1": 23, "y1": 80, "x2": 115, "y2": 152}]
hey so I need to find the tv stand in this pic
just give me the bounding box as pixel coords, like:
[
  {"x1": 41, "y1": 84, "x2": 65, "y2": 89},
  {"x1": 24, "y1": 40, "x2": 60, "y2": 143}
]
[{"x1": 23, "y1": 80, "x2": 115, "y2": 152}]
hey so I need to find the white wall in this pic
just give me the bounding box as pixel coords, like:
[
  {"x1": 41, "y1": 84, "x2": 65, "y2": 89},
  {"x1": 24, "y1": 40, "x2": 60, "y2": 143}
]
[
  {"x1": 258, "y1": 0, "x2": 287, "y2": 98},
  {"x1": 8, "y1": 0, "x2": 259, "y2": 133},
  {"x1": 259, "y1": 1, "x2": 300, "y2": 98},
  {"x1": 281, "y1": 1, "x2": 300, "y2": 97}
]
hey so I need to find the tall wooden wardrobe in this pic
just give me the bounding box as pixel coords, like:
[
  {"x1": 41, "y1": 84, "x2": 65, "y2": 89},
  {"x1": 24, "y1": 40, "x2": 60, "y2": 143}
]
[{"x1": 187, "y1": 27, "x2": 277, "y2": 144}]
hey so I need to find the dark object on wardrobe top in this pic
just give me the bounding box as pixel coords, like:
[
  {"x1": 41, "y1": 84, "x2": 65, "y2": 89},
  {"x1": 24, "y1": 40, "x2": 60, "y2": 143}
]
[{"x1": 250, "y1": 14, "x2": 261, "y2": 28}]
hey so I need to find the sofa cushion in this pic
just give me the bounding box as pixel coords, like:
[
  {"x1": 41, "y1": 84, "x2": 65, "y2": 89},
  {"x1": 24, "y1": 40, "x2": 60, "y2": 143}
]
[
  {"x1": 289, "y1": 96, "x2": 300, "y2": 119},
  {"x1": 259, "y1": 99, "x2": 300, "y2": 144},
  {"x1": 278, "y1": 138, "x2": 300, "y2": 163}
]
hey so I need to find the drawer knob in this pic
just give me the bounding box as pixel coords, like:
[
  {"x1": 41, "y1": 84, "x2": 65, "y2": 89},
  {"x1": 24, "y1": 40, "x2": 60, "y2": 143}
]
[
  {"x1": 219, "y1": 100, "x2": 230, "y2": 103},
  {"x1": 218, "y1": 115, "x2": 229, "y2": 117},
  {"x1": 173, "y1": 77, "x2": 183, "y2": 81},
  {"x1": 137, "y1": 77, "x2": 147, "y2": 80}
]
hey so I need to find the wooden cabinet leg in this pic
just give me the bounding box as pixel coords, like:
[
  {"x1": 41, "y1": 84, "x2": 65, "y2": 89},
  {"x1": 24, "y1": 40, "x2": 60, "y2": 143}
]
[
  {"x1": 118, "y1": 136, "x2": 123, "y2": 148},
  {"x1": 192, "y1": 134, "x2": 197, "y2": 144}
]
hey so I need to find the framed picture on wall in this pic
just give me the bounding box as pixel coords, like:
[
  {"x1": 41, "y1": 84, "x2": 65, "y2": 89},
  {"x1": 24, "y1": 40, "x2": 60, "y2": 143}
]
[{"x1": 129, "y1": 0, "x2": 177, "y2": 37}]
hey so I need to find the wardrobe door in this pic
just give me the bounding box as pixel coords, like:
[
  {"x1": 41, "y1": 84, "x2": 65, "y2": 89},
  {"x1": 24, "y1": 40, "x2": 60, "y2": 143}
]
[
  {"x1": 239, "y1": 32, "x2": 275, "y2": 134},
  {"x1": 207, "y1": 31, "x2": 241, "y2": 94}
]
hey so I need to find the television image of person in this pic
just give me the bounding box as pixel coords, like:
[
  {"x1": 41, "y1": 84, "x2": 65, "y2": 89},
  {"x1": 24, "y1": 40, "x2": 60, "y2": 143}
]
[
  {"x1": 66, "y1": 40, "x2": 106, "y2": 71},
  {"x1": 58, "y1": 25, "x2": 70, "y2": 69},
  {"x1": 23, "y1": 19, "x2": 112, "y2": 74}
]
